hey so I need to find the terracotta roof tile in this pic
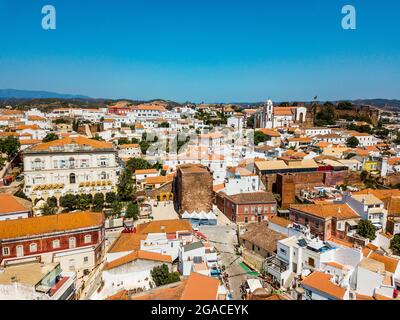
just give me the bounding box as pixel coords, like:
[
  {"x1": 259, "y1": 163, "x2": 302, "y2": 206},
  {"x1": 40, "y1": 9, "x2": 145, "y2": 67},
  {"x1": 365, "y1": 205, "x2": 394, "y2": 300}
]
[
  {"x1": 104, "y1": 250, "x2": 172, "y2": 270},
  {"x1": 108, "y1": 232, "x2": 146, "y2": 253},
  {"x1": 136, "y1": 219, "x2": 192, "y2": 235},
  {"x1": 291, "y1": 203, "x2": 359, "y2": 220},
  {"x1": 0, "y1": 211, "x2": 104, "y2": 239},
  {"x1": 301, "y1": 271, "x2": 346, "y2": 300},
  {"x1": 29, "y1": 135, "x2": 113, "y2": 151},
  {"x1": 0, "y1": 194, "x2": 30, "y2": 215}
]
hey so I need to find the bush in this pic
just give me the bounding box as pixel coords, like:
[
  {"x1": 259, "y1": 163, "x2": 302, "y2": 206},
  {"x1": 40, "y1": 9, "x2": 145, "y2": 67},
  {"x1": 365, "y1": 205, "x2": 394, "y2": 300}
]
[
  {"x1": 357, "y1": 220, "x2": 377, "y2": 240},
  {"x1": 150, "y1": 264, "x2": 180, "y2": 286},
  {"x1": 346, "y1": 136, "x2": 359, "y2": 148},
  {"x1": 390, "y1": 234, "x2": 400, "y2": 255},
  {"x1": 42, "y1": 133, "x2": 59, "y2": 143},
  {"x1": 59, "y1": 194, "x2": 77, "y2": 211},
  {"x1": 41, "y1": 203, "x2": 56, "y2": 216},
  {"x1": 125, "y1": 202, "x2": 139, "y2": 220},
  {"x1": 47, "y1": 196, "x2": 58, "y2": 208},
  {"x1": 105, "y1": 192, "x2": 117, "y2": 205},
  {"x1": 93, "y1": 193, "x2": 105, "y2": 212}
]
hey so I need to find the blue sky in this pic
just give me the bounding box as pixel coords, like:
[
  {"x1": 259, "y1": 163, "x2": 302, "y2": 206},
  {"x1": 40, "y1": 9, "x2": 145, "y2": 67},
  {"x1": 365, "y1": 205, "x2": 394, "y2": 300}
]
[{"x1": 0, "y1": 0, "x2": 399, "y2": 102}]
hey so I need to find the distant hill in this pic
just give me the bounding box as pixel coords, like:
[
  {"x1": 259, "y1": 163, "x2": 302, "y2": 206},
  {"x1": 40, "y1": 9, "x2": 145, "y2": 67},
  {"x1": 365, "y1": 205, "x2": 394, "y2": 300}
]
[
  {"x1": 0, "y1": 89, "x2": 90, "y2": 99},
  {"x1": 349, "y1": 99, "x2": 400, "y2": 110}
]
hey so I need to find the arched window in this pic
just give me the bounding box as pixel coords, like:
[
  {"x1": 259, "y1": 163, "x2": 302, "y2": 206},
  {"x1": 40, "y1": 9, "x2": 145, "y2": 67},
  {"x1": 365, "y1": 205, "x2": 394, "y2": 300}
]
[
  {"x1": 69, "y1": 237, "x2": 76, "y2": 249},
  {"x1": 29, "y1": 243, "x2": 37, "y2": 253},
  {"x1": 69, "y1": 173, "x2": 76, "y2": 184}
]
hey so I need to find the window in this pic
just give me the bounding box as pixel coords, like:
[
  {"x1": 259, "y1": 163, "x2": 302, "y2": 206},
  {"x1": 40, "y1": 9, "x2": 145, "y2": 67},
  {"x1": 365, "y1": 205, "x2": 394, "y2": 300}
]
[
  {"x1": 16, "y1": 245, "x2": 24, "y2": 257},
  {"x1": 69, "y1": 237, "x2": 76, "y2": 249},
  {"x1": 2, "y1": 247, "x2": 9, "y2": 256},
  {"x1": 69, "y1": 173, "x2": 76, "y2": 184},
  {"x1": 69, "y1": 157, "x2": 75, "y2": 168},
  {"x1": 100, "y1": 157, "x2": 107, "y2": 167},
  {"x1": 83, "y1": 256, "x2": 89, "y2": 263},
  {"x1": 33, "y1": 158, "x2": 43, "y2": 170},
  {"x1": 100, "y1": 172, "x2": 107, "y2": 180},
  {"x1": 244, "y1": 217, "x2": 248, "y2": 223},
  {"x1": 308, "y1": 257, "x2": 315, "y2": 267},
  {"x1": 53, "y1": 239, "x2": 60, "y2": 249},
  {"x1": 84, "y1": 234, "x2": 92, "y2": 244},
  {"x1": 80, "y1": 159, "x2": 89, "y2": 168},
  {"x1": 280, "y1": 248, "x2": 287, "y2": 255},
  {"x1": 29, "y1": 243, "x2": 37, "y2": 253}
]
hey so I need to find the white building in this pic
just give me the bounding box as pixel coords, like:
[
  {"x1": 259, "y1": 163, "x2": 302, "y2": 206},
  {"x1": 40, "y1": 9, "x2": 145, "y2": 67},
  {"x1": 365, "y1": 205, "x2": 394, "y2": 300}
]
[
  {"x1": 118, "y1": 144, "x2": 141, "y2": 160},
  {"x1": 178, "y1": 241, "x2": 218, "y2": 277},
  {"x1": 227, "y1": 115, "x2": 244, "y2": 130},
  {"x1": 224, "y1": 166, "x2": 259, "y2": 195},
  {"x1": 0, "y1": 262, "x2": 76, "y2": 300},
  {"x1": 342, "y1": 193, "x2": 388, "y2": 231},
  {"x1": 255, "y1": 100, "x2": 307, "y2": 129},
  {"x1": 264, "y1": 234, "x2": 362, "y2": 289},
  {"x1": 91, "y1": 250, "x2": 174, "y2": 300},
  {"x1": 23, "y1": 135, "x2": 121, "y2": 203}
]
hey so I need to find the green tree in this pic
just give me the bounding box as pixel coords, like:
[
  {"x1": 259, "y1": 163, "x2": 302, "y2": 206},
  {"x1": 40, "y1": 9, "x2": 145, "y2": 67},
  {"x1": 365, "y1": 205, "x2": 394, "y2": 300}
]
[
  {"x1": 314, "y1": 102, "x2": 336, "y2": 126},
  {"x1": 126, "y1": 158, "x2": 152, "y2": 171},
  {"x1": 117, "y1": 169, "x2": 135, "y2": 201},
  {"x1": 92, "y1": 135, "x2": 104, "y2": 141},
  {"x1": 254, "y1": 131, "x2": 267, "y2": 145},
  {"x1": 139, "y1": 140, "x2": 150, "y2": 154},
  {"x1": 117, "y1": 138, "x2": 131, "y2": 145},
  {"x1": 47, "y1": 196, "x2": 58, "y2": 208},
  {"x1": 40, "y1": 203, "x2": 56, "y2": 216},
  {"x1": 150, "y1": 264, "x2": 180, "y2": 286},
  {"x1": 93, "y1": 193, "x2": 105, "y2": 212},
  {"x1": 125, "y1": 202, "x2": 139, "y2": 220},
  {"x1": 59, "y1": 194, "x2": 78, "y2": 211},
  {"x1": 390, "y1": 234, "x2": 400, "y2": 255},
  {"x1": 393, "y1": 131, "x2": 400, "y2": 145},
  {"x1": 346, "y1": 136, "x2": 360, "y2": 148},
  {"x1": 0, "y1": 136, "x2": 20, "y2": 159},
  {"x1": 159, "y1": 122, "x2": 170, "y2": 128},
  {"x1": 76, "y1": 194, "x2": 93, "y2": 210},
  {"x1": 0, "y1": 157, "x2": 5, "y2": 170},
  {"x1": 42, "y1": 133, "x2": 59, "y2": 143},
  {"x1": 337, "y1": 101, "x2": 353, "y2": 110},
  {"x1": 246, "y1": 115, "x2": 255, "y2": 128},
  {"x1": 105, "y1": 192, "x2": 117, "y2": 205},
  {"x1": 357, "y1": 220, "x2": 377, "y2": 240},
  {"x1": 111, "y1": 201, "x2": 123, "y2": 216}
]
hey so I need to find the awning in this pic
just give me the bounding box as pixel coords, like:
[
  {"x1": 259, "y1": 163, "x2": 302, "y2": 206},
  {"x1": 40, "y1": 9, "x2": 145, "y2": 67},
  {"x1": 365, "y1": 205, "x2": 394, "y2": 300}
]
[{"x1": 346, "y1": 220, "x2": 358, "y2": 227}]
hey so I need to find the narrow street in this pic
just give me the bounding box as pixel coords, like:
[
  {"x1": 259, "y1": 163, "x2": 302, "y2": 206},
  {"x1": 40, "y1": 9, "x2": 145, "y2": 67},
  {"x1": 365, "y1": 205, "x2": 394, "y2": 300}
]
[
  {"x1": 79, "y1": 228, "x2": 123, "y2": 300},
  {"x1": 198, "y1": 214, "x2": 249, "y2": 300}
]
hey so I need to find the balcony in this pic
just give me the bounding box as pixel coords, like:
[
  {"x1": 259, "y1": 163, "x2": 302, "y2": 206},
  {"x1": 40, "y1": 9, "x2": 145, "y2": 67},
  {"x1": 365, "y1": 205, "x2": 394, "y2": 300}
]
[
  {"x1": 49, "y1": 272, "x2": 76, "y2": 300},
  {"x1": 263, "y1": 256, "x2": 289, "y2": 275}
]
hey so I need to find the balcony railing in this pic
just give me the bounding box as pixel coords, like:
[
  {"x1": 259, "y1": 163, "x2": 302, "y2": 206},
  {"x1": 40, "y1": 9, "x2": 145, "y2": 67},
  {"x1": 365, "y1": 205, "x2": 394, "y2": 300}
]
[
  {"x1": 263, "y1": 256, "x2": 289, "y2": 274},
  {"x1": 49, "y1": 272, "x2": 76, "y2": 300}
]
